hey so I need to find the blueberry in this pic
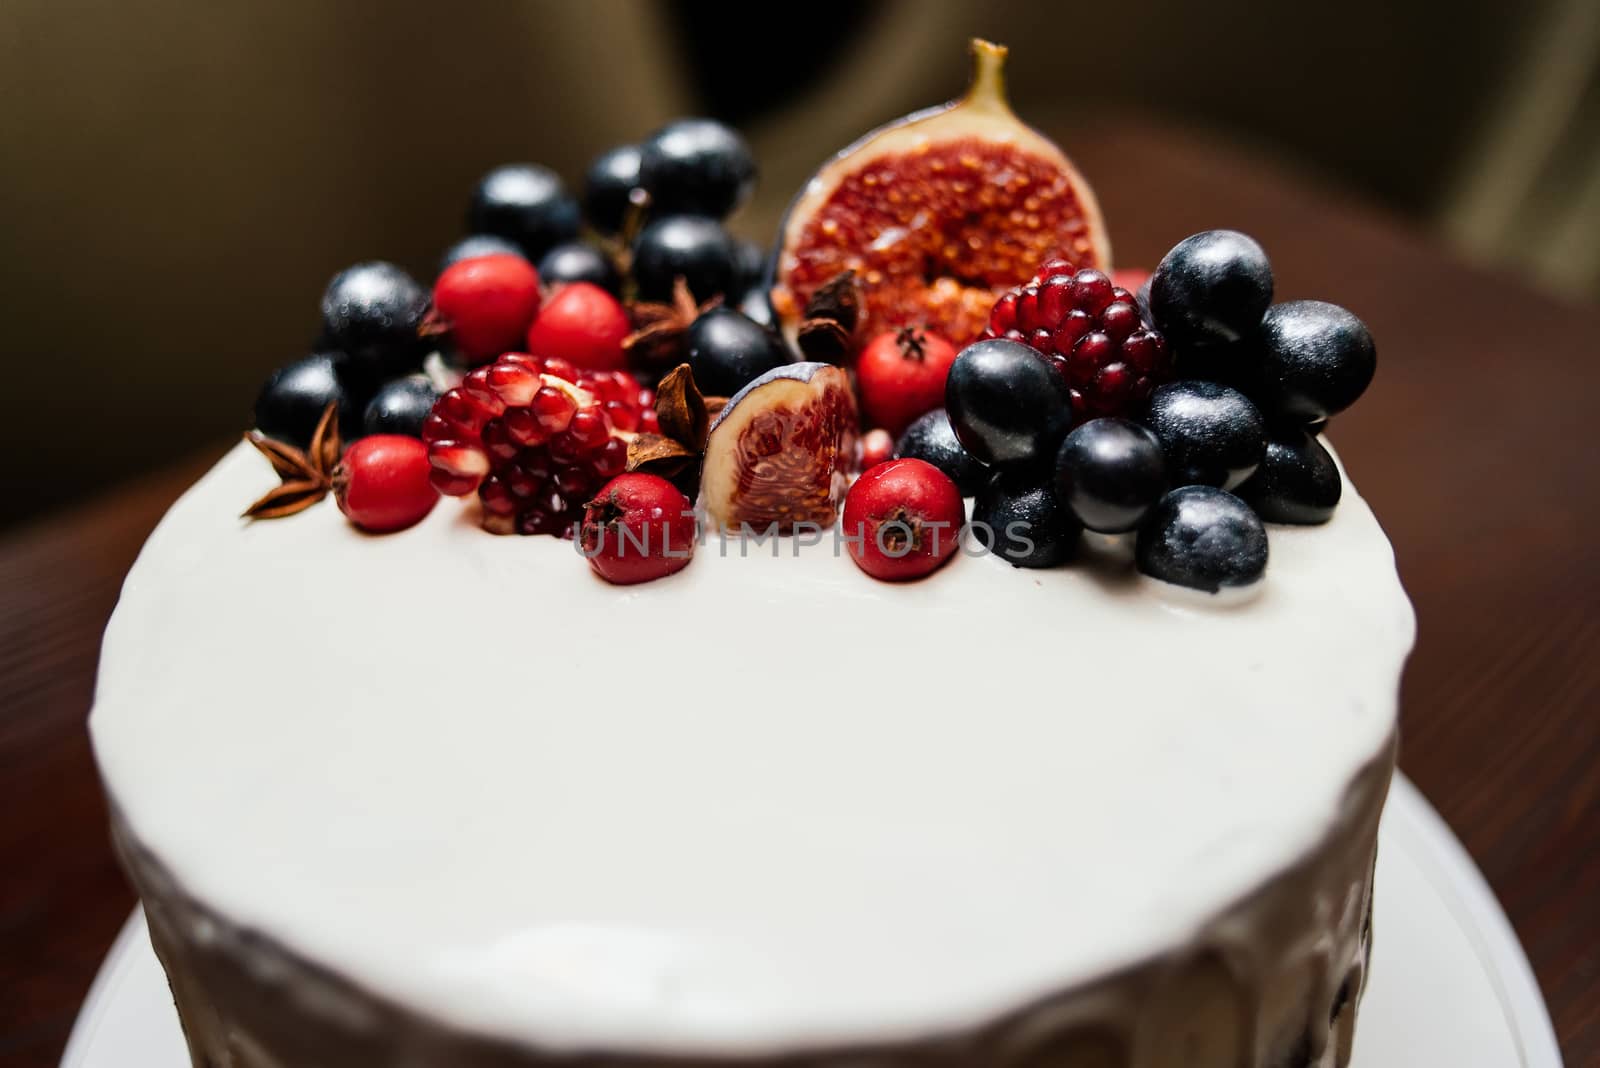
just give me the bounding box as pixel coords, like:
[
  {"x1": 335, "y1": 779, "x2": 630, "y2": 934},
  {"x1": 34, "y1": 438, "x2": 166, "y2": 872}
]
[
  {"x1": 945, "y1": 339, "x2": 1073, "y2": 467},
  {"x1": 738, "y1": 287, "x2": 775, "y2": 328},
  {"x1": 537, "y1": 241, "x2": 620, "y2": 295},
  {"x1": 583, "y1": 144, "x2": 643, "y2": 235},
  {"x1": 319, "y1": 262, "x2": 429, "y2": 384},
  {"x1": 253, "y1": 353, "x2": 356, "y2": 449},
  {"x1": 439, "y1": 234, "x2": 526, "y2": 272},
  {"x1": 632, "y1": 215, "x2": 738, "y2": 302},
  {"x1": 973, "y1": 468, "x2": 1080, "y2": 568},
  {"x1": 1136, "y1": 486, "x2": 1268, "y2": 592},
  {"x1": 467, "y1": 164, "x2": 581, "y2": 259},
  {"x1": 685, "y1": 308, "x2": 789, "y2": 396},
  {"x1": 1142, "y1": 380, "x2": 1265, "y2": 490},
  {"x1": 1149, "y1": 230, "x2": 1273, "y2": 348},
  {"x1": 362, "y1": 376, "x2": 440, "y2": 439},
  {"x1": 732, "y1": 237, "x2": 767, "y2": 294},
  {"x1": 638, "y1": 118, "x2": 756, "y2": 219},
  {"x1": 1253, "y1": 300, "x2": 1376, "y2": 424},
  {"x1": 1055, "y1": 418, "x2": 1167, "y2": 533},
  {"x1": 1237, "y1": 429, "x2": 1342, "y2": 524},
  {"x1": 894, "y1": 408, "x2": 989, "y2": 496}
]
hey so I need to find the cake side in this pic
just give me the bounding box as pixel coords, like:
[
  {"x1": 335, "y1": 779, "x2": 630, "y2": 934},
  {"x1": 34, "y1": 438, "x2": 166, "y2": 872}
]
[{"x1": 91, "y1": 441, "x2": 1411, "y2": 1067}]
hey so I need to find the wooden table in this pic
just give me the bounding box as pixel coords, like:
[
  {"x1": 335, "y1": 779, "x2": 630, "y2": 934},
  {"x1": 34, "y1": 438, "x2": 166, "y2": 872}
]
[{"x1": 2, "y1": 123, "x2": 1596, "y2": 1067}]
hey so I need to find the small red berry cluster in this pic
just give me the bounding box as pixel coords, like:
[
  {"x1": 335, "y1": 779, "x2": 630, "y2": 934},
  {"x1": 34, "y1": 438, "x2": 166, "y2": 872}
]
[{"x1": 986, "y1": 262, "x2": 1169, "y2": 419}]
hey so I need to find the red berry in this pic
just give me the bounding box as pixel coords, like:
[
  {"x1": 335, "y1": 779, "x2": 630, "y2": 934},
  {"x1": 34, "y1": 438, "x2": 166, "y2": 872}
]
[
  {"x1": 433, "y1": 254, "x2": 542, "y2": 366},
  {"x1": 334, "y1": 435, "x2": 439, "y2": 533},
  {"x1": 841, "y1": 458, "x2": 964, "y2": 582},
  {"x1": 524, "y1": 282, "x2": 630, "y2": 371},
  {"x1": 858, "y1": 428, "x2": 894, "y2": 472},
  {"x1": 579, "y1": 474, "x2": 696, "y2": 585},
  {"x1": 856, "y1": 326, "x2": 959, "y2": 437},
  {"x1": 984, "y1": 265, "x2": 1170, "y2": 419}
]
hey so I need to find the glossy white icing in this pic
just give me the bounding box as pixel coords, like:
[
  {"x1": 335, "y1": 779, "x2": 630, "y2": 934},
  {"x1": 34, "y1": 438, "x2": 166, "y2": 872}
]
[{"x1": 91, "y1": 441, "x2": 1413, "y2": 1056}]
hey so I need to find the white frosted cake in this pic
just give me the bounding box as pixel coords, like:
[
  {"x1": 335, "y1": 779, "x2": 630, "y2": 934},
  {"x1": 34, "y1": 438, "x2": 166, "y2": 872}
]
[
  {"x1": 92, "y1": 440, "x2": 1410, "y2": 1067},
  {"x1": 90, "y1": 37, "x2": 1412, "y2": 1068}
]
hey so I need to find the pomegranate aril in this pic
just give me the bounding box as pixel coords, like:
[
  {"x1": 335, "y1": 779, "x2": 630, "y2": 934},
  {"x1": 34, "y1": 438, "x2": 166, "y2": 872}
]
[
  {"x1": 542, "y1": 356, "x2": 579, "y2": 384},
  {"x1": 594, "y1": 437, "x2": 628, "y2": 479},
  {"x1": 1052, "y1": 309, "x2": 1094, "y2": 352},
  {"x1": 505, "y1": 465, "x2": 541, "y2": 498},
  {"x1": 503, "y1": 406, "x2": 548, "y2": 446},
  {"x1": 531, "y1": 386, "x2": 578, "y2": 433},
  {"x1": 604, "y1": 400, "x2": 640, "y2": 432},
  {"x1": 988, "y1": 292, "x2": 1018, "y2": 336},
  {"x1": 1069, "y1": 333, "x2": 1114, "y2": 386},
  {"x1": 1122, "y1": 331, "x2": 1162, "y2": 374},
  {"x1": 1101, "y1": 301, "x2": 1140, "y2": 343},
  {"x1": 1015, "y1": 285, "x2": 1041, "y2": 332},
  {"x1": 487, "y1": 363, "x2": 543, "y2": 406},
  {"x1": 430, "y1": 469, "x2": 480, "y2": 497},
  {"x1": 553, "y1": 465, "x2": 591, "y2": 497},
  {"x1": 461, "y1": 367, "x2": 505, "y2": 413},
  {"x1": 479, "y1": 476, "x2": 516, "y2": 516},
  {"x1": 436, "y1": 390, "x2": 491, "y2": 434},
  {"x1": 1029, "y1": 328, "x2": 1053, "y2": 352},
  {"x1": 421, "y1": 413, "x2": 454, "y2": 444},
  {"x1": 480, "y1": 418, "x2": 519, "y2": 461},
  {"x1": 1038, "y1": 275, "x2": 1074, "y2": 324},
  {"x1": 1072, "y1": 269, "x2": 1114, "y2": 314},
  {"x1": 639, "y1": 409, "x2": 660, "y2": 434},
  {"x1": 566, "y1": 407, "x2": 611, "y2": 452},
  {"x1": 1037, "y1": 258, "x2": 1076, "y2": 280},
  {"x1": 547, "y1": 431, "x2": 583, "y2": 464}
]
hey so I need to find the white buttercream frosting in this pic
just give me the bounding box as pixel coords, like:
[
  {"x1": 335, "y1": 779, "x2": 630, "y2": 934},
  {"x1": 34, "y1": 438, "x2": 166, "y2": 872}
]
[{"x1": 91, "y1": 441, "x2": 1413, "y2": 1055}]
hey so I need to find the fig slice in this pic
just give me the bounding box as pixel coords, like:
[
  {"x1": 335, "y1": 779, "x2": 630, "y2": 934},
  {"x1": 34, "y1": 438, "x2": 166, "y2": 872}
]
[
  {"x1": 699, "y1": 363, "x2": 858, "y2": 534},
  {"x1": 770, "y1": 39, "x2": 1110, "y2": 350}
]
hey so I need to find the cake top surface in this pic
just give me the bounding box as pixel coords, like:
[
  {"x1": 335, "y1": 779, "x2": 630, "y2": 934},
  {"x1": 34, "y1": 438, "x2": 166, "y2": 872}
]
[{"x1": 91, "y1": 440, "x2": 1412, "y2": 1054}]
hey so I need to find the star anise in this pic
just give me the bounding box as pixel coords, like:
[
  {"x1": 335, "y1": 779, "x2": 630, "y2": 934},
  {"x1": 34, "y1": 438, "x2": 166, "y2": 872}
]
[
  {"x1": 797, "y1": 269, "x2": 861, "y2": 363},
  {"x1": 241, "y1": 403, "x2": 341, "y2": 520},
  {"x1": 623, "y1": 277, "x2": 721, "y2": 371},
  {"x1": 625, "y1": 363, "x2": 716, "y2": 486}
]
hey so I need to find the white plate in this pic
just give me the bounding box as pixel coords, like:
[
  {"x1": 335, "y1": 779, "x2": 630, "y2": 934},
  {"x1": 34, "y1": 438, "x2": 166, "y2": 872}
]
[{"x1": 61, "y1": 774, "x2": 1563, "y2": 1067}]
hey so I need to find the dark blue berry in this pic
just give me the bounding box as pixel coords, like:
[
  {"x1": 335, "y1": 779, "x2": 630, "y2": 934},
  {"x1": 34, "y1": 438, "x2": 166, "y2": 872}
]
[
  {"x1": 1143, "y1": 380, "x2": 1265, "y2": 490},
  {"x1": 1055, "y1": 418, "x2": 1167, "y2": 533},
  {"x1": 1137, "y1": 486, "x2": 1268, "y2": 592},
  {"x1": 1254, "y1": 300, "x2": 1375, "y2": 424},
  {"x1": 1150, "y1": 230, "x2": 1273, "y2": 348},
  {"x1": 319, "y1": 262, "x2": 429, "y2": 384},
  {"x1": 638, "y1": 119, "x2": 756, "y2": 219},
  {"x1": 1238, "y1": 429, "x2": 1342, "y2": 524},
  {"x1": 973, "y1": 468, "x2": 1080, "y2": 568},
  {"x1": 582, "y1": 145, "x2": 643, "y2": 236},
  {"x1": 894, "y1": 408, "x2": 989, "y2": 496},
  {"x1": 732, "y1": 237, "x2": 767, "y2": 294},
  {"x1": 439, "y1": 234, "x2": 525, "y2": 272},
  {"x1": 362, "y1": 376, "x2": 440, "y2": 439},
  {"x1": 537, "y1": 242, "x2": 620, "y2": 295},
  {"x1": 467, "y1": 164, "x2": 581, "y2": 259},
  {"x1": 254, "y1": 353, "x2": 356, "y2": 449},
  {"x1": 685, "y1": 308, "x2": 789, "y2": 396},
  {"x1": 632, "y1": 215, "x2": 738, "y2": 302},
  {"x1": 945, "y1": 339, "x2": 1073, "y2": 467}
]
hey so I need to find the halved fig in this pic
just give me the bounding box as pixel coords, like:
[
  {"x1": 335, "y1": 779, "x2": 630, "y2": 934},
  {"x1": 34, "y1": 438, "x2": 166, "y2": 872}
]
[
  {"x1": 770, "y1": 39, "x2": 1111, "y2": 350},
  {"x1": 699, "y1": 363, "x2": 857, "y2": 533}
]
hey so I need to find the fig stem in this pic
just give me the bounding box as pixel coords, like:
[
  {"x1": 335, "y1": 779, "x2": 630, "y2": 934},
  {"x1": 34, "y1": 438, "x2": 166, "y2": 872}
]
[{"x1": 963, "y1": 39, "x2": 1012, "y2": 115}]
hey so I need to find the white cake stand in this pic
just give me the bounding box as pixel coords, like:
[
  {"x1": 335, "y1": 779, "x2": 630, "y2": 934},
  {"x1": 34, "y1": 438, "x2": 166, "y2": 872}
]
[{"x1": 60, "y1": 774, "x2": 1563, "y2": 1067}]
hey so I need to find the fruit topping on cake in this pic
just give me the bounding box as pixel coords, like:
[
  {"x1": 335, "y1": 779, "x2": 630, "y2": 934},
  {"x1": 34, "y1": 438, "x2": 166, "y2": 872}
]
[
  {"x1": 320, "y1": 261, "x2": 430, "y2": 385},
  {"x1": 1238, "y1": 429, "x2": 1343, "y2": 525},
  {"x1": 973, "y1": 468, "x2": 1080, "y2": 569},
  {"x1": 841, "y1": 459, "x2": 964, "y2": 581},
  {"x1": 579, "y1": 473, "x2": 696, "y2": 585},
  {"x1": 700, "y1": 363, "x2": 857, "y2": 534},
  {"x1": 363, "y1": 377, "x2": 440, "y2": 439},
  {"x1": 637, "y1": 118, "x2": 758, "y2": 219},
  {"x1": 1252, "y1": 300, "x2": 1377, "y2": 424},
  {"x1": 1136, "y1": 485, "x2": 1269, "y2": 593},
  {"x1": 467, "y1": 163, "x2": 581, "y2": 261},
  {"x1": 984, "y1": 264, "x2": 1171, "y2": 419},
  {"x1": 523, "y1": 282, "x2": 632, "y2": 372},
  {"x1": 858, "y1": 428, "x2": 894, "y2": 472},
  {"x1": 332, "y1": 435, "x2": 438, "y2": 534},
  {"x1": 1148, "y1": 230, "x2": 1274, "y2": 348},
  {"x1": 1054, "y1": 418, "x2": 1167, "y2": 534},
  {"x1": 893, "y1": 409, "x2": 989, "y2": 497},
  {"x1": 684, "y1": 306, "x2": 791, "y2": 397},
  {"x1": 857, "y1": 327, "x2": 958, "y2": 437},
  {"x1": 944, "y1": 338, "x2": 1074, "y2": 467},
  {"x1": 537, "y1": 242, "x2": 622, "y2": 295},
  {"x1": 424, "y1": 355, "x2": 645, "y2": 536},
  {"x1": 770, "y1": 40, "x2": 1110, "y2": 350},
  {"x1": 1141, "y1": 381, "x2": 1265, "y2": 490},
  {"x1": 431, "y1": 253, "x2": 543, "y2": 366}
]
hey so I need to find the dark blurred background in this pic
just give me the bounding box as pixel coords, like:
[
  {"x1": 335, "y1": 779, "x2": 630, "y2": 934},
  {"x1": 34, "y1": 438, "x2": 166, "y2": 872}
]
[{"x1": 2, "y1": 0, "x2": 1597, "y2": 529}]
